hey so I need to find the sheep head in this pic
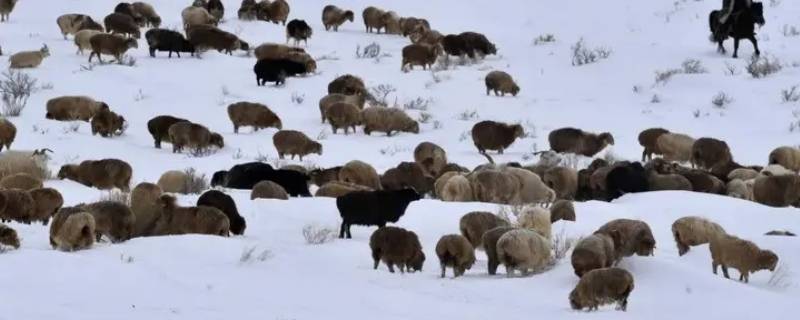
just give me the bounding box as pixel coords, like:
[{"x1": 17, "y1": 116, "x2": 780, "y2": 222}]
[
  {"x1": 599, "y1": 132, "x2": 615, "y2": 146},
  {"x1": 40, "y1": 44, "x2": 50, "y2": 57},
  {"x1": 309, "y1": 142, "x2": 323, "y2": 156},
  {"x1": 0, "y1": 227, "x2": 19, "y2": 249},
  {"x1": 344, "y1": 11, "x2": 354, "y2": 22},
  {"x1": 125, "y1": 38, "x2": 139, "y2": 49},
  {"x1": 57, "y1": 164, "x2": 80, "y2": 180},
  {"x1": 158, "y1": 194, "x2": 177, "y2": 210},
  {"x1": 510, "y1": 124, "x2": 525, "y2": 139},
  {"x1": 568, "y1": 290, "x2": 583, "y2": 310},
  {"x1": 758, "y1": 250, "x2": 779, "y2": 271},
  {"x1": 408, "y1": 250, "x2": 425, "y2": 272},
  {"x1": 210, "y1": 133, "x2": 224, "y2": 148},
  {"x1": 405, "y1": 121, "x2": 420, "y2": 134}
]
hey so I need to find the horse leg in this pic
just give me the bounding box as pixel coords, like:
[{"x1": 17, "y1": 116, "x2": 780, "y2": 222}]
[
  {"x1": 749, "y1": 35, "x2": 760, "y2": 56},
  {"x1": 732, "y1": 38, "x2": 740, "y2": 58}
]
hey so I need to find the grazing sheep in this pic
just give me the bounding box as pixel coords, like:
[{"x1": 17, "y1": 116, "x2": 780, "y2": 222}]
[
  {"x1": 9, "y1": 45, "x2": 50, "y2": 69},
  {"x1": 227, "y1": 102, "x2": 282, "y2": 133},
  {"x1": 238, "y1": 0, "x2": 257, "y2": 20},
  {"x1": 471, "y1": 121, "x2": 524, "y2": 154},
  {"x1": 496, "y1": 229, "x2": 551, "y2": 276},
  {"x1": 401, "y1": 43, "x2": 440, "y2": 71},
  {"x1": 146, "y1": 29, "x2": 194, "y2": 58},
  {"x1": 28, "y1": 188, "x2": 63, "y2": 225},
  {"x1": 0, "y1": 149, "x2": 52, "y2": 180},
  {"x1": 286, "y1": 19, "x2": 312, "y2": 46},
  {"x1": 646, "y1": 168, "x2": 693, "y2": 191},
  {"x1": 197, "y1": 190, "x2": 246, "y2": 235},
  {"x1": 485, "y1": 71, "x2": 520, "y2": 97},
  {"x1": 322, "y1": 5, "x2": 353, "y2": 31},
  {"x1": 414, "y1": 142, "x2": 447, "y2": 178},
  {"x1": 726, "y1": 178, "x2": 753, "y2": 200},
  {"x1": 516, "y1": 206, "x2": 552, "y2": 240},
  {"x1": 605, "y1": 162, "x2": 648, "y2": 201},
  {"x1": 318, "y1": 93, "x2": 366, "y2": 123},
  {"x1": 49, "y1": 209, "x2": 95, "y2": 251},
  {"x1": 104, "y1": 13, "x2": 141, "y2": 39},
  {"x1": 399, "y1": 17, "x2": 430, "y2": 37},
  {"x1": 75, "y1": 201, "x2": 135, "y2": 242},
  {"x1": 57, "y1": 14, "x2": 103, "y2": 39},
  {"x1": 550, "y1": 199, "x2": 576, "y2": 222},
  {"x1": 542, "y1": 167, "x2": 578, "y2": 200},
  {"x1": 0, "y1": 119, "x2": 14, "y2": 153},
  {"x1": 768, "y1": 146, "x2": 800, "y2": 172},
  {"x1": 73, "y1": 29, "x2": 104, "y2": 55},
  {"x1": 362, "y1": 6, "x2": 386, "y2": 33},
  {"x1": 326, "y1": 102, "x2": 361, "y2": 135},
  {"x1": 0, "y1": 189, "x2": 34, "y2": 223},
  {"x1": 222, "y1": 162, "x2": 311, "y2": 196},
  {"x1": 382, "y1": 11, "x2": 401, "y2": 34},
  {"x1": 339, "y1": 160, "x2": 381, "y2": 190},
  {"x1": 728, "y1": 168, "x2": 761, "y2": 181},
  {"x1": 638, "y1": 128, "x2": 670, "y2": 161},
  {"x1": 595, "y1": 219, "x2": 656, "y2": 261},
  {"x1": 441, "y1": 175, "x2": 473, "y2": 202},
  {"x1": 710, "y1": 234, "x2": 779, "y2": 283},
  {"x1": 436, "y1": 234, "x2": 476, "y2": 278},
  {"x1": 410, "y1": 27, "x2": 443, "y2": 47},
  {"x1": 89, "y1": 33, "x2": 138, "y2": 63},
  {"x1": 156, "y1": 170, "x2": 189, "y2": 194},
  {"x1": 459, "y1": 211, "x2": 509, "y2": 250},
  {"x1": 569, "y1": 268, "x2": 634, "y2": 312},
  {"x1": 130, "y1": 182, "x2": 162, "y2": 237},
  {"x1": 205, "y1": 0, "x2": 225, "y2": 21},
  {"x1": 0, "y1": 172, "x2": 42, "y2": 190},
  {"x1": 466, "y1": 169, "x2": 518, "y2": 204},
  {"x1": 678, "y1": 169, "x2": 726, "y2": 194},
  {"x1": 381, "y1": 162, "x2": 432, "y2": 195},
  {"x1": 549, "y1": 127, "x2": 614, "y2": 157},
  {"x1": 188, "y1": 26, "x2": 248, "y2": 55},
  {"x1": 691, "y1": 137, "x2": 732, "y2": 170},
  {"x1": 182, "y1": 6, "x2": 217, "y2": 30},
  {"x1": 315, "y1": 181, "x2": 371, "y2": 198},
  {"x1": 57, "y1": 159, "x2": 132, "y2": 191},
  {"x1": 481, "y1": 226, "x2": 516, "y2": 275},
  {"x1": 442, "y1": 32, "x2": 497, "y2": 59},
  {"x1": 263, "y1": 0, "x2": 289, "y2": 25},
  {"x1": 309, "y1": 166, "x2": 342, "y2": 186},
  {"x1": 253, "y1": 58, "x2": 309, "y2": 86},
  {"x1": 272, "y1": 130, "x2": 322, "y2": 161},
  {"x1": 132, "y1": 2, "x2": 161, "y2": 27},
  {"x1": 571, "y1": 233, "x2": 616, "y2": 277},
  {"x1": 752, "y1": 174, "x2": 800, "y2": 207},
  {"x1": 147, "y1": 115, "x2": 188, "y2": 148},
  {"x1": 251, "y1": 180, "x2": 289, "y2": 200},
  {"x1": 253, "y1": 42, "x2": 304, "y2": 60},
  {"x1": 151, "y1": 194, "x2": 230, "y2": 236},
  {"x1": 336, "y1": 188, "x2": 421, "y2": 239},
  {"x1": 0, "y1": 0, "x2": 17, "y2": 22},
  {"x1": 114, "y1": 2, "x2": 145, "y2": 27},
  {"x1": 507, "y1": 167, "x2": 557, "y2": 205},
  {"x1": 328, "y1": 74, "x2": 367, "y2": 96},
  {"x1": 672, "y1": 216, "x2": 726, "y2": 256},
  {"x1": 0, "y1": 223, "x2": 19, "y2": 249},
  {"x1": 90, "y1": 108, "x2": 125, "y2": 137},
  {"x1": 370, "y1": 226, "x2": 425, "y2": 273},
  {"x1": 654, "y1": 133, "x2": 695, "y2": 162},
  {"x1": 167, "y1": 122, "x2": 216, "y2": 154},
  {"x1": 361, "y1": 107, "x2": 419, "y2": 136},
  {"x1": 46, "y1": 96, "x2": 108, "y2": 122}
]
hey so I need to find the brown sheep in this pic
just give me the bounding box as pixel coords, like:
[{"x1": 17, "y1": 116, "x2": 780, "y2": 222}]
[
  {"x1": 89, "y1": 33, "x2": 138, "y2": 64},
  {"x1": 550, "y1": 199, "x2": 576, "y2": 222},
  {"x1": 646, "y1": 168, "x2": 693, "y2": 191},
  {"x1": 228, "y1": 102, "x2": 282, "y2": 133},
  {"x1": 370, "y1": 226, "x2": 425, "y2": 273},
  {"x1": 147, "y1": 115, "x2": 188, "y2": 148},
  {"x1": 548, "y1": 127, "x2": 615, "y2": 157},
  {"x1": 0, "y1": 172, "x2": 41, "y2": 191},
  {"x1": 28, "y1": 188, "x2": 63, "y2": 225},
  {"x1": 482, "y1": 226, "x2": 516, "y2": 275},
  {"x1": 272, "y1": 130, "x2": 322, "y2": 161},
  {"x1": 768, "y1": 146, "x2": 800, "y2": 172},
  {"x1": 362, "y1": 6, "x2": 386, "y2": 33},
  {"x1": 691, "y1": 137, "x2": 732, "y2": 170},
  {"x1": 132, "y1": 2, "x2": 161, "y2": 27},
  {"x1": 672, "y1": 216, "x2": 726, "y2": 256},
  {"x1": 90, "y1": 108, "x2": 126, "y2": 137},
  {"x1": 327, "y1": 102, "x2": 361, "y2": 135},
  {"x1": 57, "y1": 14, "x2": 104, "y2": 39},
  {"x1": 49, "y1": 209, "x2": 95, "y2": 251},
  {"x1": 188, "y1": 25, "x2": 249, "y2": 55},
  {"x1": 314, "y1": 180, "x2": 372, "y2": 198},
  {"x1": 74, "y1": 29, "x2": 104, "y2": 55},
  {"x1": 414, "y1": 141, "x2": 447, "y2": 177},
  {"x1": 151, "y1": 194, "x2": 230, "y2": 236},
  {"x1": 0, "y1": 189, "x2": 34, "y2": 223},
  {"x1": 104, "y1": 13, "x2": 141, "y2": 39},
  {"x1": 322, "y1": 5, "x2": 353, "y2": 31},
  {"x1": 157, "y1": 170, "x2": 189, "y2": 194},
  {"x1": 57, "y1": 159, "x2": 132, "y2": 191},
  {"x1": 401, "y1": 44, "x2": 440, "y2": 72},
  {"x1": 468, "y1": 169, "x2": 520, "y2": 204},
  {"x1": 361, "y1": 107, "x2": 419, "y2": 136},
  {"x1": 677, "y1": 169, "x2": 726, "y2": 194},
  {"x1": 168, "y1": 122, "x2": 216, "y2": 154},
  {"x1": 638, "y1": 127, "x2": 670, "y2": 161},
  {"x1": 434, "y1": 170, "x2": 462, "y2": 197},
  {"x1": 399, "y1": 17, "x2": 430, "y2": 37},
  {"x1": 253, "y1": 43, "x2": 304, "y2": 60},
  {"x1": 130, "y1": 182, "x2": 162, "y2": 237},
  {"x1": 75, "y1": 201, "x2": 135, "y2": 242},
  {"x1": 752, "y1": 174, "x2": 800, "y2": 207},
  {"x1": 182, "y1": 6, "x2": 217, "y2": 30},
  {"x1": 0, "y1": 223, "x2": 19, "y2": 249},
  {"x1": 264, "y1": 0, "x2": 289, "y2": 25},
  {"x1": 435, "y1": 234, "x2": 476, "y2": 278},
  {"x1": 485, "y1": 71, "x2": 520, "y2": 97},
  {"x1": 339, "y1": 160, "x2": 381, "y2": 190},
  {"x1": 251, "y1": 180, "x2": 289, "y2": 200},
  {"x1": 459, "y1": 211, "x2": 509, "y2": 250},
  {"x1": 380, "y1": 162, "x2": 432, "y2": 194},
  {"x1": 318, "y1": 93, "x2": 366, "y2": 123},
  {"x1": 571, "y1": 233, "x2": 616, "y2": 277},
  {"x1": 0, "y1": 118, "x2": 14, "y2": 152},
  {"x1": 471, "y1": 120, "x2": 524, "y2": 154},
  {"x1": 710, "y1": 234, "x2": 779, "y2": 283},
  {"x1": 595, "y1": 219, "x2": 656, "y2": 261},
  {"x1": 382, "y1": 11, "x2": 401, "y2": 34},
  {"x1": 309, "y1": 166, "x2": 342, "y2": 186},
  {"x1": 569, "y1": 268, "x2": 634, "y2": 312},
  {"x1": 46, "y1": 96, "x2": 109, "y2": 122},
  {"x1": 440, "y1": 174, "x2": 473, "y2": 202},
  {"x1": 8, "y1": 45, "x2": 50, "y2": 69},
  {"x1": 410, "y1": 27, "x2": 443, "y2": 47},
  {"x1": 328, "y1": 74, "x2": 367, "y2": 96},
  {"x1": 543, "y1": 166, "x2": 578, "y2": 200}
]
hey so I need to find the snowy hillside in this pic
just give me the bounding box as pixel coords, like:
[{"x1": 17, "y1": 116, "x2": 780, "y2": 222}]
[{"x1": 0, "y1": 0, "x2": 798, "y2": 319}]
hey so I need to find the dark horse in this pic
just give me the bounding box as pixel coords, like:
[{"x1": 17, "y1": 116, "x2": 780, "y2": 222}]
[{"x1": 708, "y1": 2, "x2": 765, "y2": 58}]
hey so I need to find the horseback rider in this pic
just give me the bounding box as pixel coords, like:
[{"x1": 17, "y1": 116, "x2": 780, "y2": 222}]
[{"x1": 718, "y1": 0, "x2": 752, "y2": 24}]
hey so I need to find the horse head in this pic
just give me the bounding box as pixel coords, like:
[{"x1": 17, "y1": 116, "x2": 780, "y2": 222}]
[{"x1": 751, "y1": 2, "x2": 765, "y2": 26}]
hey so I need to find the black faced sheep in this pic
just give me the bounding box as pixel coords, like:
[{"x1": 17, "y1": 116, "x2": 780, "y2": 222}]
[
  {"x1": 197, "y1": 190, "x2": 246, "y2": 235},
  {"x1": 336, "y1": 188, "x2": 421, "y2": 239},
  {"x1": 369, "y1": 226, "x2": 425, "y2": 273},
  {"x1": 146, "y1": 29, "x2": 194, "y2": 58}
]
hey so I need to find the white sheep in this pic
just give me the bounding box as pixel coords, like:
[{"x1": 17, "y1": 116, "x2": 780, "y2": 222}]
[
  {"x1": 496, "y1": 229, "x2": 552, "y2": 277},
  {"x1": 0, "y1": 149, "x2": 52, "y2": 180},
  {"x1": 73, "y1": 29, "x2": 103, "y2": 55},
  {"x1": 516, "y1": 206, "x2": 552, "y2": 240},
  {"x1": 655, "y1": 133, "x2": 695, "y2": 162},
  {"x1": 9, "y1": 45, "x2": 50, "y2": 68}
]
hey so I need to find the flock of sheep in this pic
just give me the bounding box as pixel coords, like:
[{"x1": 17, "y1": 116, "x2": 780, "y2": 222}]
[{"x1": 0, "y1": 0, "x2": 792, "y2": 313}]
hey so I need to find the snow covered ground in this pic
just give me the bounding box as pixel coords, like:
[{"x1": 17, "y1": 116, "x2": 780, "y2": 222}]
[{"x1": 0, "y1": 0, "x2": 798, "y2": 319}]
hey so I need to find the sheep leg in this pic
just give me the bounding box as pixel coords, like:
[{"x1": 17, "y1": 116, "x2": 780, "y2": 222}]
[
  {"x1": 748, "y1": 35, "x2": 760, "y2": 57},
  {"x1": 372, "y1": 251, "x2": 380, "y2": 269},
  {"x1": 721, "y1": 265, "x2": 730, "y2": 279},
  {"x1": 732, "y1": 38, "x2": 740, "y2": 58},
  {"x1": 387, "y1": 263, "x2": 395, "y2": 273},
  {"x1": 338, "y1": 222, "x2": 346, "y2": 238},
  {"x1": 440, "y1": 263, "x2": 446, "y2": 278}
]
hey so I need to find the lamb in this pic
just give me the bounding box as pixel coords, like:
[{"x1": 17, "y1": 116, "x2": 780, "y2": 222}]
[
  {"x1": 272, "y1": 130, "x2": 322, "y2": 161},
  {"x1": 49, "y1": 209, "x2": 95, "y2": 251},
  {"x1": 251, "y1": 180, "x2": 289, "y2": 200},
  {"x1": 471, "y1": 121, "x2": 524, "y2": 154},
  {"x1": 726, "y1": 178, "x2": 753, "y2": 200},
  {"x1": 414, "y1": 142, "x2": 447, "y2": 178},
  {"x1": 336, "y1": 188, "x2": 421, "y2": 239},
  {"x1": 90, "y1": 108, "x2": 125, "y2": 137},
  {"x1": 672, "y1": 216, "x2": 726, "y2": 256},
  {"x1": 380, "y1": 162, "x2": 432, "y2": 195},
  {"x1": 286, "y1": 19, "x2": 312, "y2": 46},
  {"x1": 113, "y1": 2, "x2": 145, "y2": 27},
  {"x1": 104, "y1": 13, "x2": 141, "y2": 39},
  {"x1": 151, "y1": 194, "x2": 230, "y2": 237},
  {"x1": 0, "y1": 0, "x2": 17, "y2": 22},
  {"x1": 0, "y1": 149, "x2": 52, "y2": 180},
  {"x1": 0, "y1": 223, "x2": 19, "y2": 249},
  {"x1": 0, "y1": 189, "x2": 34, "y2": 223},
  {"x1": 481, "y1": 226, "x2": 516, "y2": 275},
  {"x1": 205, "y1": 0, "x2": 225, "y2": 21},
  {"x1": 752, "y1": 174, "x2": 800, "y2": 207},
  {"x1": 605, "y1": 162, "x2": 648, "y2": 201},
  {"x1": 147, "y1": 115, "x2": 188, "y2": 148},
  {"x1": 74, "y1": 201, "x2": 135, "y2": 242},
  {"x1": 569, "y1": 268, "x2": 634, "y2": 312},
  {"x1": 516, "y1": 206, "x2": 552, "y2": 240},
  {"x1": 370, "y1": 226, "x2": 425, "y2": 273},
  {"x1": 571, "y1": 233, "x2": 616, "y2": 277},
  {"x1": 132, "y1": 2, "x2": 161, "y2": 27},
  {"x1": 57, "y1": 14, "x2": 103, "y2": 40},
  {"x1": 197, "y1": 190, "x2": 246, "y2": 235},
  {"x1": 182, "y1": 6, "x2": 217, "y2": 30},
  {"x1": 130, "y1": 182, "x2": 162, "y2": 237},
  {"x1": 362, "y1": 6, "x2": 387, "y2": 33},
  {"x1": 595, "y1": 219, "x2": 656, "y2": 261},
  {"x1": 485, "y1": 71, "x2": 520, "y2": 97},
  {"x1": 542, "y1": 166, "x2": 578, "y2": 200},
  {"x1": 46, "y1": 96, "x2": 108, "y2": 122},
  {"x1": 57, "y1": 158, "x2": 132, "y2": 191},
  {"x1": 228, "y1": 102, "x2": 282, "y2": 133},
  {"x1": 441, "y1": 175, "x2": 473, "y2": 202},
  {"x1": 253, "y1": 58, "x2": 309, "y2": 86},
  {"x1": 73, "y1": 29, "x2": 103, "y2": 55},
  {"x1": 436, "y1": 234, "x2": 476, "y2": 278},
  {"x1": 459, "y1": 211, "x2": 509, "y2": 250},
  {"x1": 328, "y1": 74, "x2": 367, "y2": 97},
  {"x1": 691, "y1": 137, "x2": 732, "y2": 170},
  {"x1": 325, "y1": 102, "x2": 361, "y2": 135},
  {"x1": 638, "y1": 127, "x2": 670, "y2": 161},
  {"x1": 146, "y1": 29, "x2": 194, "y2": 58},
  {"x1": 768, "y1": 146, "x2": 800, "y2": 172},
  {"x1": 710, "y1": 234, "x2": 779, "y2": 283},
  {"x1": 8, "y1": 45, "x2": 49, "y2": 69},
  {"x1": 401, "y1": 43, "x2": 440, "y2": 72},
  {"x1": 548, "y1": 127, "x2": 614, "y2": 157},
  {"x1": 89, "y1": 33, "x2": 138, "y2": 63},
  {"x1": 339, "y1": 160, "x2": 381, "y2": 190},
  {"x1": 646, "y1": 168, "x2": 693, "y2": 191},
  {"x1": 314, "y1": 181, "x2": 372, "y2": 198},
  {"x1": 318, "y1": 93, "x2": 366, "y2": 123},
  {"x1": 167, "y1": 122, "x2": 218, "y2": 154},
  {"x1": 550, "y1": 199, "x2": 576, "y2": 222},
  {"x1": 496, "y1": 229, "x2": 552, "y2": 276},
  {"x1": 322, "y1": 5, "x2": 354, "y2": 31},
  {"x1": 263, "y1": 0, "x2": 289, "y2": 25},
  {"x1": 188, "y1": 26, "x2": 248, "y2": 55},
  {"x1": 361, "y1": 107, "x2": 419, "y2": 136},
  {"x1": 0, "y1": 172, "x2": 42, "y2": 190},
  {"x1": 28, "y1": 188, "x2": 63, "y2": 225}
]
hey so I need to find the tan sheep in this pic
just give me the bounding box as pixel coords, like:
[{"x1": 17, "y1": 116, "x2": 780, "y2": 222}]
[
  {"x1": 542, "y1": 166, "x2": 578, "y2": 200},
  {"x1": 251, "y1": 180, "x2": 289, "y2": 200},
  {"x1": 0, "y1": 223, "x2": 19, "y2": 249},
  {"x1": 9, "y1": 45, "x2": 49, "y2": 68},
  {"x1": 264, "y1": 0, "x2": 290, "y2": 25},
  {"x1": 752, "y1": 174, "x2": 800, "y2": 207},
  {"x1": 459, "y1": 211, "x2": 509, "y2": 250},
  {"x1": 482, "y1": 226, "x2": 516, "y2": 275},
  {"x1": 74, "y1": 29, "x2": 103, "y2": 55},
  {"x1": 434, "y1": 171, "x2": 459, "y2": 198},
  {"x1": 339, "y1": 160, "x2": 381, "y2": 190},
  {"x1": 638, "y1": 127, "x2": 670, "y2": 161},
  {"x1": 768, "y1": 146, "x2": 800, "y2": 172},
  {"x1": 151, "y1": 194, "x2": 230, "y2": 236},
  {"x1": 0, "y1": 149, "x2": 52, "y2": 181},
  {"x1": 318, "y1": 93, "x2": 366, "y2": 123},
  {"x1": 468, "y1": 169, "x2": 520, "y2": 204},
  {"x1": 548, "y1": 127, "x2": 614, "y2": 158},
  {"x1": 0, "y1": 189, "x2": 35, "y2": 224},
  {"x1": 672, "y1": 216, "x2": 726, "y2": 256},
  {"x1": 228, "y1": 101, "x2": 282, "y2": 133},
  {"x1": 399, "y1": 17, "x2": 429, "y2": 37},
  {"x1": 401, "y1": 43, "x2": 440, "y2": 72},
  {"x1": 90, "y1": 108, "x2": 126, "y2": 137},
  {"x1": 370, "y1": 226, "x2": 425, "y2": 273},
  {"x1": 441, "y1": 175, "x2": 473, "y2": 202},
  {"x1": 130, "y1": 182, "x2": 162, "y2": 237},
  {"x1": 655, "y1": 133, "x2": 695, "y2": 162},
  {"x1": 710, "y1": 234, "x2": 779, "y2": 283},
  {"x1": 46, "y1": 96, "x2": 108, "y2": 122},
  {"x1": 57, "y1": 158, "x2": 132, "y2": 191},
  {"x1": 727, "y1": 168, "x2": 760, "y2": 181},
  {"x1": 89, "y1": 33, "x2": 139, "y2": 64},
  {"x1": 516, "y1": 206, "x2": 552, "y2": 240},
  {"x1": 57, "y1": 14, "x2": 103, "y2": 39},
  {"x1": 485, "y1": 71, "x2": 520, "y2": 97},
  {"x1": 361, "y1": 107, "x2": 419, "y2": 136},
  {"x1": 0, "y1": 117, "x2": 16, "y2": 152},
  {"x1": 49, "y1": 209, "x2": 95, "y2": 251},
  {"x1": 506, "y1": 167, "x2": 557, "y2": 205},
  {"x1": 569, "y1": 268, "x2": 634, "y2": 312},
  {"x1": 28, "y1": 187, "x2": 63, "y2": 225},
  {"x1": 410, "y1": 27, "x2": 442, "y2": 47},
  {"x1": 0, "y1": 172, "x2": 42, "y2": 190},
  {"x1": 382, "y1": 11, "x2": 401, "y2": 34},
  {"x1": 414, "y1": 142, "x2": 447, "y2": 178},
  {"x1": 550, "y1": 199, "x2": 576, "y2": 222},
  {"x1": 327, "y1": 102, "x2": 361, "y2": 134},
  {"x1": 571, "y1": 234, "x2": 616, "y2": 277},
  {"x1": 314, "y1": 180, "x2": 372, "y2": 198},
  {"x1": 435, "y1": 234, "x2": 476, "y2": 278},
  {"x1": 157, "y1": 170, "x2": 189, "y2": 194},
  {"x1": 182, "y1": 6, "x2": 217, "y2": 30},
  {"x1": 646, "y1": 169, "x2": 693, "y2": 191},
  {"x1": 362, "y1": 6, "x2": 386, "y2": 33},
  {"x1": 726, "y1": 179, "x2": 753, "y2": 200},
  {"x1": 76, "y1": 201, "x2": 135, "y2": 242},
  {"x1": 253, "y1": 42, "x2": 304, "y2": 60},
  {"x1": 167, "y1": 122, "x2": 215, "y2": 154},
  {"x1": 496, "y1": 229, "x2": 552, "y2": 276},
  {"x1": 272, "y1": 130, "x2": 322, "y2": 161},
  {"x1": 322, "y1": 5, "x2": 354, "y2": 31}
]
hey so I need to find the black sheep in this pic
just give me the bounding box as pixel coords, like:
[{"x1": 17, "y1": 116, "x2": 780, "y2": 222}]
[
  {"x1": 605, "y1": 162, "x2": 648, "y2": 201},
  {"x1": 253, "y1": 59, "x2": 308, "y2": 86},
  {"x1": 211, "y1": 170, "x2": 228, "y2": 187},
  {"x1": 145, "y1": 29, "x2": 195, "y2": 58},
  {"x1": 197, "y1": 190, "x2": 246, "y2": 235},
  {"x1": 222, "y1": 162, "x2": 274, "y2": 189},
  {"x1": 441, "y1": 32, "x2": 496, "y2": 59},
  {"x1": 286, "y1": 19, "x2": 313, "y2": 46},
  {"x1": 147, "y1": 115, "x2": 189, "y2": 148},
  {"x1": 220, "y1": 162, "x2": 311, "y2": 197},
  {"x1": 336, "y1": 188, "x2": 421, "y2": 239}
]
